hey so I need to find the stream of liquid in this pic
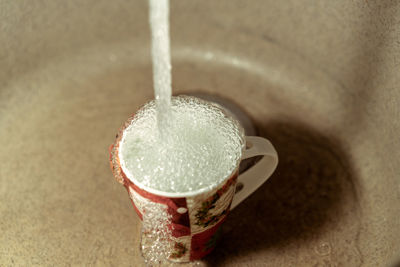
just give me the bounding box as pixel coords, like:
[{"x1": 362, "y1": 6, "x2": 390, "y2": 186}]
[{"x1": 149, "y1": 0, "x2": 172, "y2": 138}]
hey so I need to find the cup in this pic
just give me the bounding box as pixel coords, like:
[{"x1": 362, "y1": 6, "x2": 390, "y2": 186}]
[{"x1": 109, "y1": 98, "x2": 278, "y2": 262}]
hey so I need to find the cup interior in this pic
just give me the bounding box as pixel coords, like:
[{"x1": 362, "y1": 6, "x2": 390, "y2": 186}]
[{"x1": 118, "y1": 95, "x2": 245, "y2": 198}]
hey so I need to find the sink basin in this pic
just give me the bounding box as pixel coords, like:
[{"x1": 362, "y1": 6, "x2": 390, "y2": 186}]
[{"x1": 1, "y1": 1, "x2": 399, "y2": 266}]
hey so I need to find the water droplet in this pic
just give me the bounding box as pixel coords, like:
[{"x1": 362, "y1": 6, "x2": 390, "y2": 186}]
[{"x1": 314, "y1": 242, "x2": 331, "y2": 256}]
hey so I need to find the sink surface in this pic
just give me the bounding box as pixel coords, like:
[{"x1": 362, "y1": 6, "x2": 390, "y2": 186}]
[{"x1": 1, "y1": 1, "x2": 399, "y2": 266}]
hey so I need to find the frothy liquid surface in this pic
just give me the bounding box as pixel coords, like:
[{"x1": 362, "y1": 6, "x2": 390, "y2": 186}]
[{"x1": 119, "y1": 96, "x2": 245, "y2": 194}]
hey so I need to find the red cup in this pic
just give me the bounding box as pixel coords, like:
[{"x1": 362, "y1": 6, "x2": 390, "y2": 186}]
[{"x1": 109, "y1": 103, "x2": 278, "y2": 263}]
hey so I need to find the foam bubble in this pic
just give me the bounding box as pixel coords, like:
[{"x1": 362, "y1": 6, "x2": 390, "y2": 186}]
[
  {"x1": 140, "y1": 201, "x2": 172, "y2": 264},
  {"x1": 119, "y1": 96, "x2": 245, "y2": 194}
]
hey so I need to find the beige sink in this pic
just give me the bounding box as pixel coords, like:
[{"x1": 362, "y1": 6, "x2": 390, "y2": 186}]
[{"x1": 1, "y1": 1, "x2": 399, "y2": 266}]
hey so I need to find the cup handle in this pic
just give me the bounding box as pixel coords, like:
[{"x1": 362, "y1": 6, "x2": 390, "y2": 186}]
[{"x1": 230, "y1": 136, "x2": 278, "y2": 210}]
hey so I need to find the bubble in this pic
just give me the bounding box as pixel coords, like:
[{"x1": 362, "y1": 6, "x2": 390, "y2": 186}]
[{"x1": 314, "y1": 242, "x2": 331, "y2": 256}]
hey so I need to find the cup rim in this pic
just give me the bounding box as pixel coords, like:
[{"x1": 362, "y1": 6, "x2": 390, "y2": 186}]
[{"x1": 117, "y1": 96, "x2": 244, "y2": 198}]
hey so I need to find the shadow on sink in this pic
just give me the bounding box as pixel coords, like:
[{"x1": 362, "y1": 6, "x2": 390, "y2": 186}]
[{"x1": 203, "y1": 120, "x2": 362, "y2": 266}]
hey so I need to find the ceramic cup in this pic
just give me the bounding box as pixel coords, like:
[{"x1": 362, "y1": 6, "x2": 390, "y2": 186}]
[{"x1": 109, "y1": 101, "x2": 278, "y2": 262}]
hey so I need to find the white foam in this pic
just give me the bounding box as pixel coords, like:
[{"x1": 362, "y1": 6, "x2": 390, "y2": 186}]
[
  {"x1": 119, "y1": 96, "x2": 245, "y2": 194},
  {"x1": 140, "y1": 201, "x2": 172, "y2": 264}
]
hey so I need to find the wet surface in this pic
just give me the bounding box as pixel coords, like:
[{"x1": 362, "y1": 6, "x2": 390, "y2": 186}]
[{"x1": 1, "y1": 45, "x2": 398, "y2": 266}]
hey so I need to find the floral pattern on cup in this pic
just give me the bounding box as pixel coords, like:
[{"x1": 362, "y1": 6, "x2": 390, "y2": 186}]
[
  {"x1": 194, "y1": 176, "x2": 237, "y2": 227},
  {"x1": 187, "y1": 173, "x2": 238, "y2": 236}
]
